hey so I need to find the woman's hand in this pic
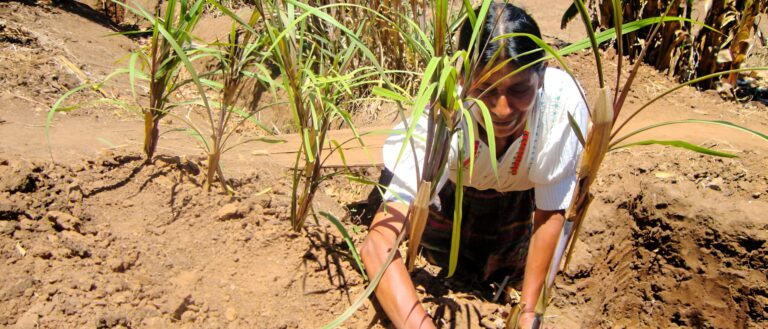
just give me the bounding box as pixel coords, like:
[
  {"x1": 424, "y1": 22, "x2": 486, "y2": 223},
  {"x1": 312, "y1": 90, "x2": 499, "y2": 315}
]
[{"x1": 518, "y1": 209, "x2": 565, "y2": 329}]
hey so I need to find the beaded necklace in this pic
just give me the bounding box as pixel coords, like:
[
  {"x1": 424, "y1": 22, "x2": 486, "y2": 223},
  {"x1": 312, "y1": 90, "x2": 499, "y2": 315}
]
[{"x1": 510, "y1": 120, "x2": 529, "y2": 176}]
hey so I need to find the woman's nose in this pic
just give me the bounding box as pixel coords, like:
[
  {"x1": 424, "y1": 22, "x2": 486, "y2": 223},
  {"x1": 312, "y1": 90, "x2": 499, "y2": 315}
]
[{"x1": 492, "y1": 94, "x2": 513, "y2": 118}]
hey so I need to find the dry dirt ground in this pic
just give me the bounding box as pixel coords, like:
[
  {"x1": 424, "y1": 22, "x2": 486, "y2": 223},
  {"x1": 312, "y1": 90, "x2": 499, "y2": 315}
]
[{"x1": 1, "y1": 1, "x2": 768, "y2": 329}]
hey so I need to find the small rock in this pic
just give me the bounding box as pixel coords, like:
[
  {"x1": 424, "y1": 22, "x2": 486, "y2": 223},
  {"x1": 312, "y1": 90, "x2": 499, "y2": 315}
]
[
  {"x1": 705, "y1": 177, "x2": 723, "y2": 191},
  {"x1": 108, "y1": 251, "x2": 139, "y2": 273},
  {"x1": 480, "y1": 317, "x2": 496, "y2": 329},
  {"x1": 18, "y1": 217, "x2": 39, "y2": 232},
  {"x1": 181, "y1": 310, "x2": 197, "y2": 323},
  {"x1": 0, "y1": 162, "x2": 37, "y2": 194},
  {"x1": 0, "y1": 220, "x2": 19, "y2": 235},
  {"x1": 96, "y1": 313, "x2": 130, "y2": 328},
  {"x1": 164, "y1": 294, "x2": 193, "y2": 320},
  {"x1": 13, "y1": 309, "x2": 39, "y2": 329},
  {"x1": 225, "y1": 307, "x2": 238, "y2": 322},
  {"x1": 46, "y1": 211, "x2": 83, "y2": 232},
  {"x1": 59, "y1": 231, "x2": 91, "y2": 258},
  {"x1": 217, "y1": 202, "x2": 243, "y2": 221},
  {"x1": 753, "y1": 192, "x2": 762, "y2": 199},
  {"x1": 0, "y1": 197, "x2": 24, "y2": 221}
]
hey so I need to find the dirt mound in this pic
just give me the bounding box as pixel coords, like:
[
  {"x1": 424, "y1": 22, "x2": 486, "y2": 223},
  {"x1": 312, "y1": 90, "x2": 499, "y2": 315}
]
[
  {"x1": 0, "y1": 151, "x2": 372, "y2": 328},
  {"x1": 551, "y1": 149, "x2": 768, "y2": 328}
]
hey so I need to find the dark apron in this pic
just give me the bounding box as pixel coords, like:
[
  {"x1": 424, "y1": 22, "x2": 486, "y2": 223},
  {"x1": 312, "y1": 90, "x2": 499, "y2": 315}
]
[
  {"x1": 366, "y1": 169, "x2": 534, "y2": 283},
  {"x1": 419, "y1": 180, "x2": 534, "y2": 283}
]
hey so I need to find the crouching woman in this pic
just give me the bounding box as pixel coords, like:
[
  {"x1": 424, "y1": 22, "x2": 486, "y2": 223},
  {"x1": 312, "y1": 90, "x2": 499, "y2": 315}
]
[{"x1": 361, "y1": 3, "x2": 588, "y2": 329}]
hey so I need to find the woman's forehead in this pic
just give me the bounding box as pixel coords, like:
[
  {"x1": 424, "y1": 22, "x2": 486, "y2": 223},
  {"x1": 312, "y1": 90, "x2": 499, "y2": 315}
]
[{"x1": 476, "y1": 65, "x2": 537, "y2": 86}]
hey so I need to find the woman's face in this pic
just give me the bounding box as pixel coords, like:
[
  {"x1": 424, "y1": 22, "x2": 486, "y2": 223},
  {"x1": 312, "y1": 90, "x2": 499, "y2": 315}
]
[{"x1": 467, "y1": 65, "x2": 543, "y2": 139}]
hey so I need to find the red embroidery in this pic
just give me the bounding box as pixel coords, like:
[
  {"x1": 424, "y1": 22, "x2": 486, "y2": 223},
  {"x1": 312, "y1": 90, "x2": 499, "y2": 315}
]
[
  {"x1": 463, "y1": 141, "x2": 481, "y2": 168},
  {"x1": 510, "y1": 131, "x2": 529, "y2": 175}
]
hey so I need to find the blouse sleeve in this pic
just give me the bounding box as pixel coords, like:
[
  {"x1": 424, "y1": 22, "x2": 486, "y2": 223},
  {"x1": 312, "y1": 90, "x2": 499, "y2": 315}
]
[
  {"x1": 530, "y1": 73, "x2": 589, "y2": 211},
  {"x1": 382, "y1": 115, "x2": 457, "y2": 204}
]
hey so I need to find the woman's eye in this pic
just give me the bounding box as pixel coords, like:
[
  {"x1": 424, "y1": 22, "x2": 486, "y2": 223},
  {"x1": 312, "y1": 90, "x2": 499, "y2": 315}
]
[
  {"x1": 481, "y1": 89, "x2": 497, "y2": 96},
  {"x1": 509, "y1": 86, "x2": 529, "y2": 93}
]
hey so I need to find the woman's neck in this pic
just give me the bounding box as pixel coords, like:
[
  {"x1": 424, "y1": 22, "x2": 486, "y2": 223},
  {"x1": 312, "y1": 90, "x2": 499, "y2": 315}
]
[{"x1": 478, "y1": 126, "x2": 524, "y2": 158}]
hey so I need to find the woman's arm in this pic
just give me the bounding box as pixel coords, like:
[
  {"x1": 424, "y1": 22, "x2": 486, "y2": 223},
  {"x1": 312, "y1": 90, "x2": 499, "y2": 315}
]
[
  {"x1": 360, "y1": 202, "x2": 435, "y2": 329},
  {"x1": 517, "y1": 208, "x2": 566, "y2": 328}
]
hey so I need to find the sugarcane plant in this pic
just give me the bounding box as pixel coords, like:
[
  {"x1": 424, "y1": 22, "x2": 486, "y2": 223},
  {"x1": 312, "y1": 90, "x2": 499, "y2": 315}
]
[
  {"x1": 49, "y1": 0, "x2": 282, "y2": 194},
  {"x1": 124, "y1": 0, "x2": 206, "y2": 160},
  {"x1": 184, "y1": 10, "x2": 280, "y2": 193},
  {"x1": 247, "y1": 0, "x2": 394, "y2": 231},
  {"x1": 507, "y1": 0, "x2": 768, "y2": 327},
  {"x1": 48, "y1": 0, "x2": 206, "y2": 161},
  {"x1": 562, "y1": 0, "x2": 768, "y2": 90}
]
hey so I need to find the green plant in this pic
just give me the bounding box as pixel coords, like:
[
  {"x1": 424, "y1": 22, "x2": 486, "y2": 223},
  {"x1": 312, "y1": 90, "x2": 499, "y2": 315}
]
[
  {"x1": 319, "y1": 211, "x2": 367, "y2": 281},
  {"x1": 244, "y1": 0, "x2": 399, "y2": 231},
  {"x1": 188, "y1": 10, "x2": 281, "y2": 193},
  {"x1": 121, "y1": 0, "x2": 206, "y2": 160},
  {"x1": 48, "y1": 0, "x2": 205, "y2": 161},
  {"x1": 49, "y1": 0, "x2": 283, "y2": 194}
]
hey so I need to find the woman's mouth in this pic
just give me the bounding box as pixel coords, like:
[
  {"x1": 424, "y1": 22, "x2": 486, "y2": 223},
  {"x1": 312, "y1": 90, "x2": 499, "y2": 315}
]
[{"x1": 492, "y1": 119, "x2": 516, "y2": 126}]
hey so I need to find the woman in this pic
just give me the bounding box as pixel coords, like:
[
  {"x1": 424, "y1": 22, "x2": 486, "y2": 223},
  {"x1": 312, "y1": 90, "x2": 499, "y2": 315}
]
[{"x1": 360, "y1": 3, "x2": 588, "y2": 328}]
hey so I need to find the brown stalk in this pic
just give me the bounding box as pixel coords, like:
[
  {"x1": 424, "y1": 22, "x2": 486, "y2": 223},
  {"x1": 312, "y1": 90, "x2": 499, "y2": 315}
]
[
  {"x1": 562, "y1": 87, "x2": 614, "y2": 269},
  {"x1": 405, "y1": 181, "x2": 432, "y2": 270}
]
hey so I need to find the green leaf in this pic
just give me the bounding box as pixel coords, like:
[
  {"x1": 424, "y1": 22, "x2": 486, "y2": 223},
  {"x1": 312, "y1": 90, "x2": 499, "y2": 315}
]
[
  {"x1": 467, "y1": 0, "x2": 492, "y2": 63},
  {"x1": 319, "y1": 211, "x2": 367, "y2": 281},
  {"x1": 447, "y1": 130, "x2": 464, "y2": 278},
  {"x1": 97, "y1": 137, "x2": 117, "y2": 148},
  {"x1": 611, "y1": 119, "x2": 768, "y2": 149},
  {"x1": 573, "y1": 0, "x2": 604, "y2": 87},
  {"x1": 321, "y1": 227, "x2": 407, "y2": 329},
  {"x1": 128, "y1": 52, "x2": 139, "y2": 101},
  {"x1": 301, "y1": 127, "x2": 315, "y2": 163},
  {"x1": 47, "y1": 83, "x2": 93, "y2": 148},
  {"x1": 372, "y1": 86, "x2": 411, "y2": 104},
  {"x1": 459, "y1": 106, "x2": 476, "y2": 181},
  {"x1": 394, "y1": 83, "x2": 437, "y2": 171},
  {"x1": 567, "y1": 111, "x2": 586, "y2": 147},
  {"x1": 329, "y1": 140, "x2": 349, "y2": 168},
  {"x1": 611, "y1": 67, "x2": 768, "y2": 139},
  {"x1": 559, "y1": 16, "x2": 720, "y2": 56},
  {"x1": 467, "y1": 97, "x2": 499, "y2": 181},
  {"x1": 610, "y1": 140, "x2": 738, "y2": 158}
]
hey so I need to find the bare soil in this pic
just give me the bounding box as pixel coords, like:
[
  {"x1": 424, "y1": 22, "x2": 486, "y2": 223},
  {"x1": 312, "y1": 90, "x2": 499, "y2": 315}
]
[{"x1": 1, "y1": 1, "x2": 767, "y2": 329}]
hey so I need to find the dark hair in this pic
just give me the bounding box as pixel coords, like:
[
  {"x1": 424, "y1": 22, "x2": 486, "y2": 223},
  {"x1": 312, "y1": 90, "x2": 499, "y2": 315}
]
[{"x1": 458, "y1": 3, "x2": 544, "y2": 72}]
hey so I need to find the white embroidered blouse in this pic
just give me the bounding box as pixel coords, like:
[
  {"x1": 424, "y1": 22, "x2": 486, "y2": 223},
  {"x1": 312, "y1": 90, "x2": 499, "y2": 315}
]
[{"x1": 382, "y1": 67, "x2": 588, "y2": 211}]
